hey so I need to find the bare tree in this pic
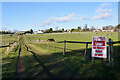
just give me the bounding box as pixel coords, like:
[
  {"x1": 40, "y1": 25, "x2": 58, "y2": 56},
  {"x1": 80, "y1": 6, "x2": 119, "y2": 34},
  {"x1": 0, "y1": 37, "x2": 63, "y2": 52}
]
[
  {"x1": 90, "y1": 26, "x2": 96, "y2": 31},
  {"x1": 13, "y1": 29, "x2": 19, "y2": 33},
  {"x1": 55, "y1": 26, "x2": 59, "y2": 31},
  {"x1": 84, "y1": 24, "x2": 87, "y2": 29}
]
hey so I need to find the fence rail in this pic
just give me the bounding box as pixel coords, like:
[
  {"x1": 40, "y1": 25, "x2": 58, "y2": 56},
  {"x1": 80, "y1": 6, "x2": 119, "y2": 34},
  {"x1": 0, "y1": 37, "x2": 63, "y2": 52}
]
[
  {"x1": 57, "y1": 39, "x2": 120, "y2": 67},
  {"x1": 57, "y1": 41, "x2": 120, "y2": 44}
]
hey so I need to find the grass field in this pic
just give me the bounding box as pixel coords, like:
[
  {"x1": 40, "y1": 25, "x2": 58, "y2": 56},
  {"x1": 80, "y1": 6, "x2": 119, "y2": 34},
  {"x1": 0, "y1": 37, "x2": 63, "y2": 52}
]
[
  {"x1": 1, "y1": 35, "x2": 18, "y2": 46},
  {"x1": 1, "y1": 32, "x2": 120, "y2": 79}
]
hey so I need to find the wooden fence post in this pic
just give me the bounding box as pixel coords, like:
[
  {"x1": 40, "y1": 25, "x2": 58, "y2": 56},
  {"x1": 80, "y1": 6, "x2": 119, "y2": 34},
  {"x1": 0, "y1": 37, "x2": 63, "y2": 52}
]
[
  {"x1": 53, "y1": 41, "x2": 55, "y2": 52},
  {"x1": 108, "y1": 38, "x2": 111, "y2": 66},
  {"x1": 48, "y1": 41, "x2": 49, "y2": 52},
  {"x1": 63, "y1": 40, "x2": 66, "y2": 55},
  {"x1": 84, "y1": 43, "x2": 88, "y2": 62},
  {"x1": 92, "y1": 57, "x2": 94, "y2": 64},
  {"x1": 111, "y1": 39, "x2": 113, "y2": 67}
]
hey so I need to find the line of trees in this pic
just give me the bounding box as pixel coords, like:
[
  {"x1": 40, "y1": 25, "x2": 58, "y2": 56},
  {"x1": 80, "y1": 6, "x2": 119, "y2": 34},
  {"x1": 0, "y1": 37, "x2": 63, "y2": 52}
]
[
  {"x1": 44, "y1": 28, "x2": 63, "y2": 33},
  {"x1": 1, "y1": 24, "x2": 120, "y2": 34},
  {"x1": 0, "y1": 29, "x2": 33, "y2": 34},
  {"x1": 24, "y1": 29, "x2": 33, "y2": 34},
  {"x1": 43, "y1": 24, "x2": 120, "y2": 33},
  {"x1": 0, "y1": 30, "x2": 14, "y2": 34}
]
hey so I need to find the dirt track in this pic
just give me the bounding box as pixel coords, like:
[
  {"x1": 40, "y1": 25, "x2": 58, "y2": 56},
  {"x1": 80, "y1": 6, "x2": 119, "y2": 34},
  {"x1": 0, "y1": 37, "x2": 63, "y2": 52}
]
[{"x1": 16, "y1": 37, "x2": 26, "y2": 78}]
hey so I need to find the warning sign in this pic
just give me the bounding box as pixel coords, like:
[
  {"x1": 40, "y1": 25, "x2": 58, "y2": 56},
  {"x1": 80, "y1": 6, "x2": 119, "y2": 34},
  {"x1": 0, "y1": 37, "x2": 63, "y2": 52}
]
[{"x1": 92, "y1": 37, "x2": 107, "y2": 58}]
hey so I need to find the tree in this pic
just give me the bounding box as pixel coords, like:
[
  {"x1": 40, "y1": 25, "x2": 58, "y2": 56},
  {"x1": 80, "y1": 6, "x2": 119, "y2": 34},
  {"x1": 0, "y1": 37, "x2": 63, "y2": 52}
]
[
  {"x1": 55, "y1": 27, "x2": 58, "y2": 31},
  {"x1": 50, "y1": 28, "x2": 53, "y2": 32},
  {"x1": 84, "y1": 24, "x2": 87, "y2": 29},
  {"x1": 25, "y1": 29, "x2": 33, "y2": 34},
  {"x1": 44, "y1": 28, "x2": 53, "y2": 33},
  {"x1": 102, "y1": 25, "x2": 114, "y2": 30},
  {"x1": 77, "y1": 26, "x2": 81, "y2": 30},
  {"x1": 6, "y1": 30, "x2": 11, "y2": 34},
  {"x1": 108, "y1": 25, "x2": 114, "y2": 30},
  {"x1": 1, "y1": 31, "x2": 5, "y2": 34},
  {"x1": 86, "y1": 28, "x2": 90, "y2": 31},
  {"x1": 117, "y1": 24, "x2": 120, "y2": 29},
  {"x1": 90, "y1": 26, "x2": 96, "y2": 31},
  {"x1": 62, "y1": 28, "x2": 64, "y2": 32},
  {"x1": 71, "y1": 28, "x2": 75, "y2": 32},
  {"x1": 30, "y1": 29, "x2": 33, "y2": 34},
  {"x1": 102, "y1": 26, "x2": 106, "y2": 30},
  {"x1": 44, "y1": 29, "x2": 50, "y2": 33},
  {"x1": 82, "y1": 28, "x2": 89, "y2": 32},
  {"x1": 13, "y1": 29, "x2": 19, "y2": 33}
]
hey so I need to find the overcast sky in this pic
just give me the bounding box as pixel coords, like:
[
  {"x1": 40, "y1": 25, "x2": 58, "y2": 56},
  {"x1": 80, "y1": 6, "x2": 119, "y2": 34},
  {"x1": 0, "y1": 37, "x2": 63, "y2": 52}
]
[{"x1": 2, "y1": 2, "x2": 118, "y2": 31}]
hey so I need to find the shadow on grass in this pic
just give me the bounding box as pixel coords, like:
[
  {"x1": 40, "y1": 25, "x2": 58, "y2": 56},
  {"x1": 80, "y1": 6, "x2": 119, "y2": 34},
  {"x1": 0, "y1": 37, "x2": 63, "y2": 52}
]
[
  {"x1": 2, "y1": 44, "x2": 120, "y2": 79},
  {"x1": 26, "y1": 44, "x2": 120, "y2": 79}
]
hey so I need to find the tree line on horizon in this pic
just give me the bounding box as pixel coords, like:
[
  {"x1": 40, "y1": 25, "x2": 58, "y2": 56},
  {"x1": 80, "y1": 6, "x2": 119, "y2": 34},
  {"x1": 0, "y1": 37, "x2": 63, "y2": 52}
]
[
  {"x1": 44, "y1": 24, "x2": 120, "y2": 33},
  {"x1": 1, "y1": 24, "x2": 120, "y2": 34}
]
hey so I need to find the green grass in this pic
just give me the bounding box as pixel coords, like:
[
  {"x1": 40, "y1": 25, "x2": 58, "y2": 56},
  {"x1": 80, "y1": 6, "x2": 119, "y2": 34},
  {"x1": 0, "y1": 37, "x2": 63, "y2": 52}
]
[
  {"x1": 21, "y1": 32, "x2": 119, "y2": 79},
  {"x1": 1, "y1": 34, "x2": 18, "y2": 46},
  {"x1": 1, "y1": 32, "x2": 120, "y2": 79},
  {"x1": 2, "y1": 43, "x2": 20, "y2": 78}
]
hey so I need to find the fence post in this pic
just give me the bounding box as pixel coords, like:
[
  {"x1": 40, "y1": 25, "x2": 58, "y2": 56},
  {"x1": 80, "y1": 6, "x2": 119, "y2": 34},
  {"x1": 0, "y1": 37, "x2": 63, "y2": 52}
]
[
  {"x1": 111, "y1": 39, "x2": 113, "y2": 67},
  {"x1": 108, "y1": 38, "x2": 111, "y2": 66},
  {"x1": 84, "y1": 43, "x2": 88, "y2": 62},
  {"x1": 92, "y1": 57, "x2": 94, "y2": 63},
  {"x1": 63, "y1": 40, "x2": 66, "y2": 55},
  {"x1": 48, "y1": 41, "x2": 49, "y2": 52},
  {"x1": 53, "y1": 41, "x2": 55, "y2": 52}
]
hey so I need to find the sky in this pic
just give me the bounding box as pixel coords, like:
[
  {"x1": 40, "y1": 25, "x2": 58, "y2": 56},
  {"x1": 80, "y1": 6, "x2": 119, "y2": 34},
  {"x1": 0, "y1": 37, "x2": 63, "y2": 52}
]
[{"x1": 2, "y1": 2, "x2": 118, "y2": 31}]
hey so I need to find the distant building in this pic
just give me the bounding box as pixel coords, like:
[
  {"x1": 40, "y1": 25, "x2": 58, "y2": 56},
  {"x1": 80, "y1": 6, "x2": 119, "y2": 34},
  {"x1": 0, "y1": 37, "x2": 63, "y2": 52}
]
[
  {"x1": 67, "y1": 29, "x2": 72, "y2": 33},
  {"x1": 101, "y1": 29, "x2": 115, "y2": 32},
  {"x1": 93, "y1": 29, "x2": 102, "y2": 32},
  {"x1": 79, "y1": 29, "x2": 82, "y2": 32},
  {"x1": 34, "y1": 30, "x2": 44, "y2": 34},
  {"x1": 19, "y1": 31, "x2": 26, "y2": 33}
]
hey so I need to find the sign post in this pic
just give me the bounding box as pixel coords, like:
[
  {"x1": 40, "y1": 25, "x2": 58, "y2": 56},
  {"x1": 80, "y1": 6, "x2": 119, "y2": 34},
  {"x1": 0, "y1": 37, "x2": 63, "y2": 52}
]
[{"x1": 92, "y1": 37, "x2": 107, "y2": 58}]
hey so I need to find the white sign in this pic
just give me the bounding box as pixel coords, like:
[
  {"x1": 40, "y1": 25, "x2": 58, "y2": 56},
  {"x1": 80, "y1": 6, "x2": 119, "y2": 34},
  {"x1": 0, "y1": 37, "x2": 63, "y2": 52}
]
[{"x1": 92, "y1": 37, "x2": 107, "y2": 58}]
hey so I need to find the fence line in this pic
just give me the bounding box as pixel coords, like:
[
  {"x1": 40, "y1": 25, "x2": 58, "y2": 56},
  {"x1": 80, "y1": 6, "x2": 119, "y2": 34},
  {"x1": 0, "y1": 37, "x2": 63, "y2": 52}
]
[
  {"x1": 0, "y1": 41, "x2": 18, "y2": 48},
  {"x1": 25, "y1": 35, "x2": 120, "y2": 66},
  {"x1": 57, "y1": 40, "x2": 120, "y2": 44},
  {"x1": 57, "y1": 38, "x2": 120, "y2": 66}
]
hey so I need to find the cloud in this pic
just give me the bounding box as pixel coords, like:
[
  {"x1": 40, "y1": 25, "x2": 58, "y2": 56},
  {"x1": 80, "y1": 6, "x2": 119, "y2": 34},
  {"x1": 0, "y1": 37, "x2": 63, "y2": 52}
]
[
  {"x1": 93, "y1": 3, "x2": 112, "y2": 20},
  {"x1": 100, "y1": 3, "x2": 112, "y2": 7},
  {"x1": 93, "y1": 12, "x2": 112, "y2": 20},
  {"x1": 80, "y1": 15, "x2": 90, "y2": 20},
  {"x1": 56, "y1": 13, "x2": 75, "y2": 22},
  {"x1": 96, "y1": 7, "x2": 112, "y2": 13},
  {"x1": 38, "y1": 13, "x2": 75, "y2": 27}
]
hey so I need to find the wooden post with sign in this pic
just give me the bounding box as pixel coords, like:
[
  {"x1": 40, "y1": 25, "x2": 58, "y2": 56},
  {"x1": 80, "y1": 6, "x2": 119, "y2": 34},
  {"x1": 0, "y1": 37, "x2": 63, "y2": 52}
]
[
  {"x1": 84, "y1": 43, "x2": 88, "y2": 62},
  {"x1": 63, "y1": 40, "x2": 66, "y2": 55}
]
